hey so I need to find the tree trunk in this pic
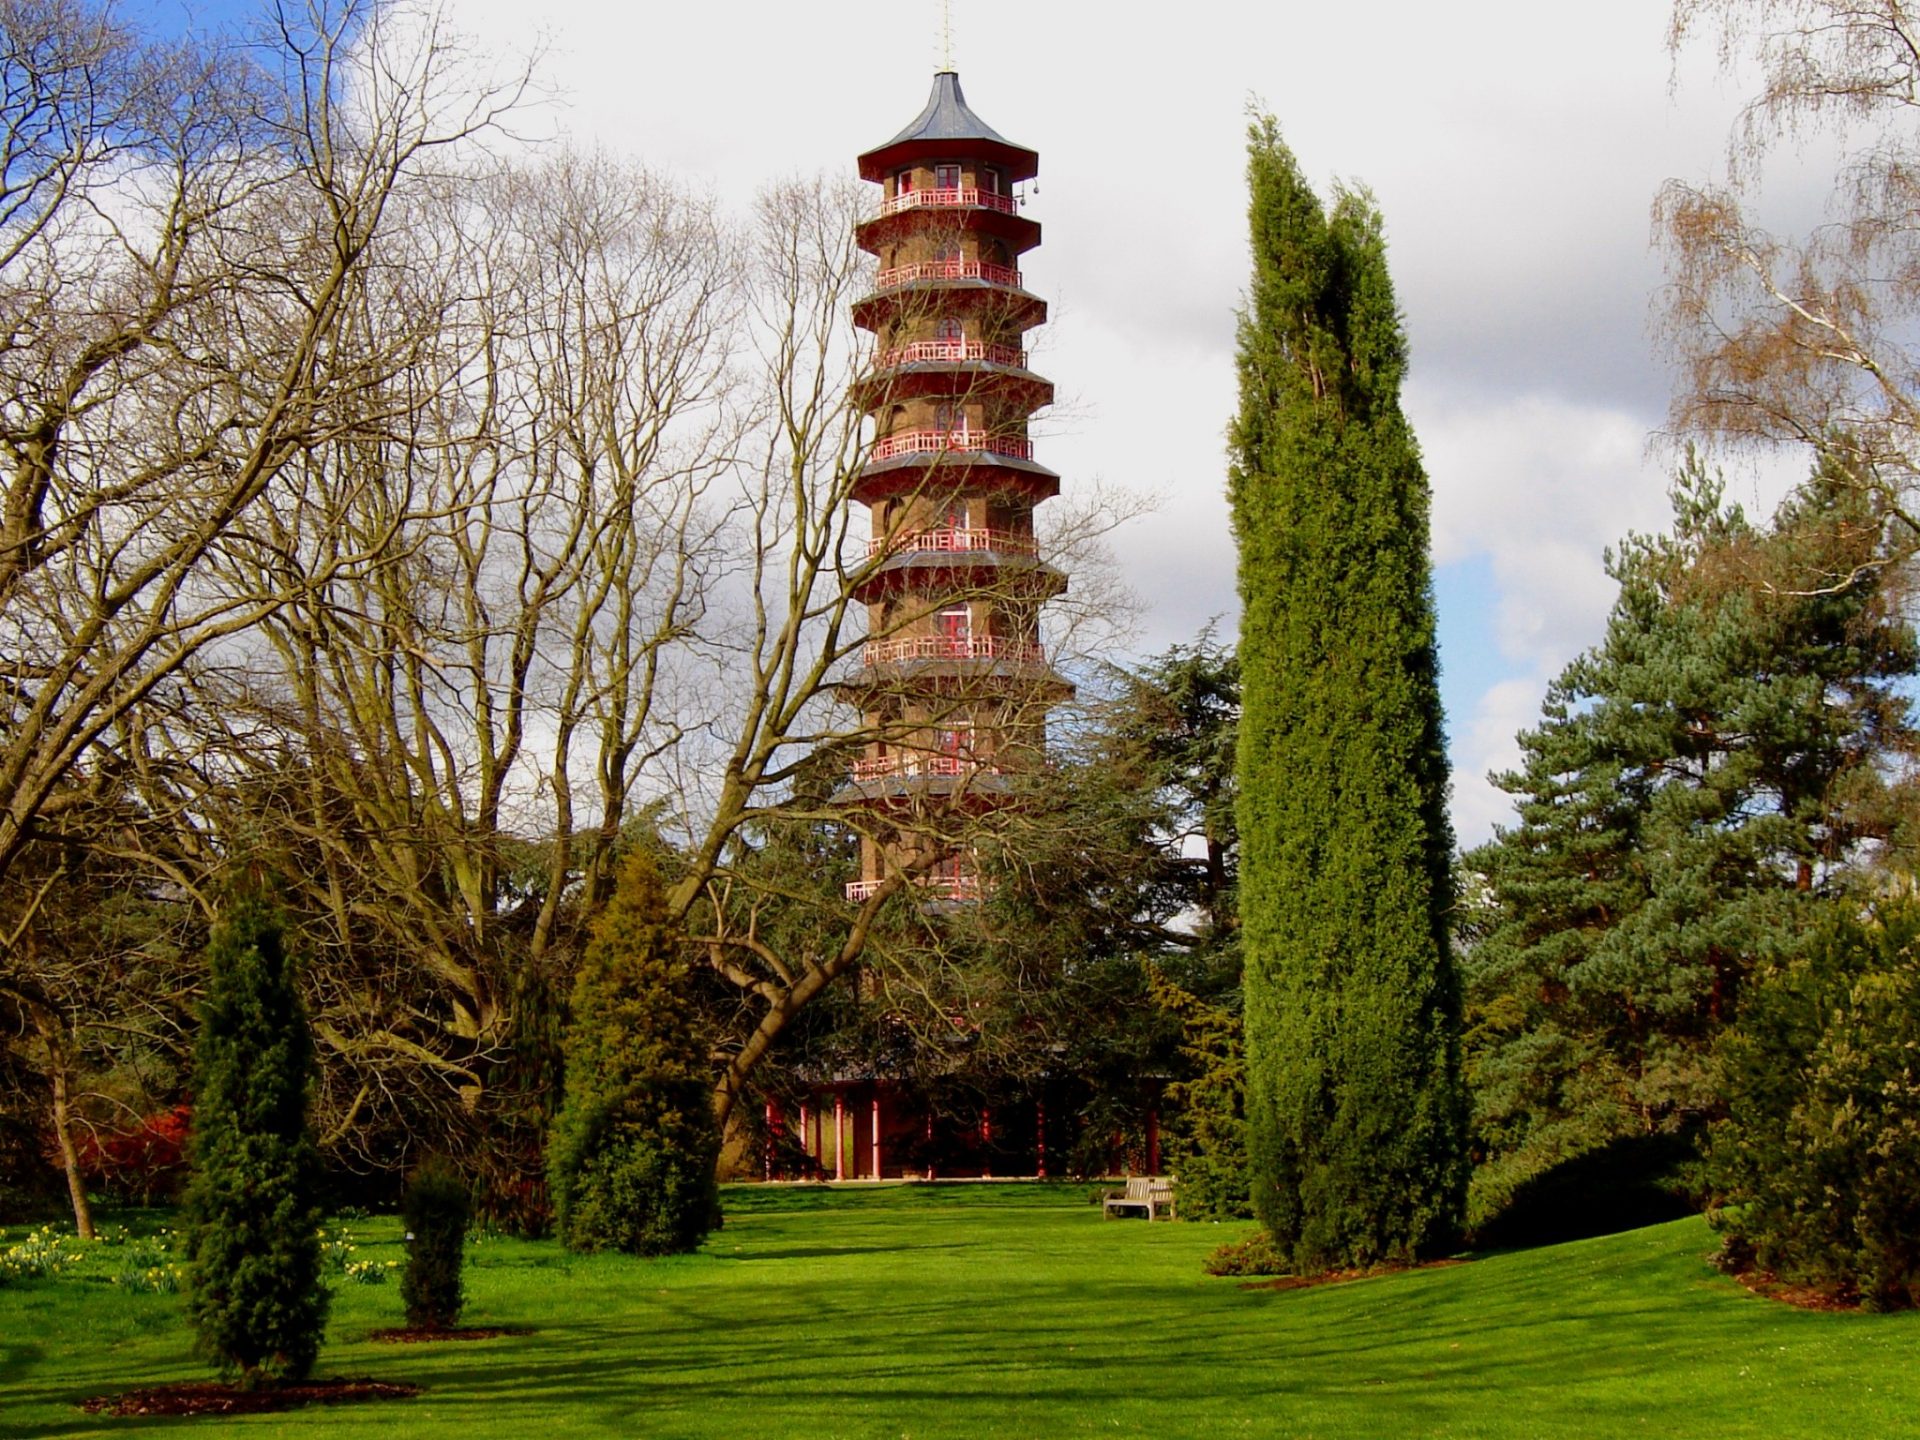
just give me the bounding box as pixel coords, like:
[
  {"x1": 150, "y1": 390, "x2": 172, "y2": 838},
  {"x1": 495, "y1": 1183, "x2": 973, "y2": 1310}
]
[
  {"x1": 699, "y1": 881, "x2": 900, "y2": 1152},
  {"x1": 48, "y1": 1058, "x2": 95, "y2": 1240},
  {"x1": 709, "y1": 984, "x2": 813, "y2": 1139}
]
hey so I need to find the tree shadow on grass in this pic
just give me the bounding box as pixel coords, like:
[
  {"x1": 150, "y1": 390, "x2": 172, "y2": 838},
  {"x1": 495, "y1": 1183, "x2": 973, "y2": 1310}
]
[
  {"x1": 0, "y1": 1339, "x2": 44, "y2": 1389},
  {"x1": 1470, "y1": 1135, "x2": 1698, "y2": 1254},
  {"x1": 713, "y1": 1243, "x2": 959, "y2": 1261},
  {"x1": 719, "y1": 1181, "x2": 1077, "y2": 1217},
  {"x1": 383, "y1": 1245, "x2": 1804, "y2": 1437},
  {"x1": 11, "y1": 1208, "x2": 1902, "y2": 1439}
]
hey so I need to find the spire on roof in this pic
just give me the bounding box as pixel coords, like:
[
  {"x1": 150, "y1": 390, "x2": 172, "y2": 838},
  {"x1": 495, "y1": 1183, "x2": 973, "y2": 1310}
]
[
  {"x1": 880, "y1": 72, "x2": 1011, "y2": 150},
  {"x1": 858, "y1": 72, "x2": 1039, "y2": 183}
]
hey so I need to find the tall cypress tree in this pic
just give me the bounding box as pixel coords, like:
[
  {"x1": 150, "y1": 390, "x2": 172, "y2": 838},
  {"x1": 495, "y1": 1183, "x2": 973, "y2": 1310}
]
[
  {"x1": 1229, "y1": 115, "x2": 1466, "y2": 1271},
  {"x1": 181, "y1": 893, "x2": 329, "y2": 1388}
]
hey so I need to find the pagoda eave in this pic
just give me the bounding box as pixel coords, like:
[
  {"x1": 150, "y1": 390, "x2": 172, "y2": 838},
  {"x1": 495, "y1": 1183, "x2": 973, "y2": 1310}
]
[
  {"x1": 834, "y1": 662, "x2": 1075, "y2": 701},
  {"x1": 857, "y1": 135, "x2": 1039, "y2": 186},
  {"x1": 852, "y1": 284, "x2": 1046, "y2": 333},
  {"x1": 851, "y1": 454, "x2": 1059, "y2": 507},
  {"x1": 855, "y1": 207, "x2": 1041, "y2": 257},
  {"x1": 828, "y1": 774, "x2": 1022, "y2": 807},
  {"x1": 852, "y1": 555, "x2": 1066, "y2": 604},
  {"x1": 851, "y1": 362, "x2": 1054, "y2": 411}
]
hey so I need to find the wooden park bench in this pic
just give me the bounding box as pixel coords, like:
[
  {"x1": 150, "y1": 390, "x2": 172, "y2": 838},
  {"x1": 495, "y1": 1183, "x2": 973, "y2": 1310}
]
[{"x1": 1102, "y1": 1175, "x2": 1176, "y2": 1221}]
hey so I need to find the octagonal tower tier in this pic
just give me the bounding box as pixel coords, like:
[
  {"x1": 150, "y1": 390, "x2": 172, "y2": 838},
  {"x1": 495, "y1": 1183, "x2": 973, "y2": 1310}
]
[{"x1": 839, "y1": 71, "x2": 1070, "y2": 905}]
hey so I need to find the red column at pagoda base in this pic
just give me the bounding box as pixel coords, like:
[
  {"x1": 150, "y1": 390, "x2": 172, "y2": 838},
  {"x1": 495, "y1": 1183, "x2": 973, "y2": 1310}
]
[
  {"x1": 1036, "y1": 1097, "x2": 1047, "y2": 1179},
  {"x1": 1146, "y1": 1107, "x2": 1161, "y2": 1175},
  {"x1": 798, "y1": 1103, "x2": 811, "y2": 1176},
  {"x1": 764, "y1": 1099, "x2": 781, "y2": 1181},
  {"x1": 870, "y1": 1093, "x2": 883, "y2": 1179},
  {"x1": 981, "y1": 1107, "x2": 992, "y2": 1179},
  {"x1": 834, "y1": 1092, "x2": 846, "y2": 1181},
  {"x1": 924, "y1": 1112, "x2": 936, "y2": 1180}
]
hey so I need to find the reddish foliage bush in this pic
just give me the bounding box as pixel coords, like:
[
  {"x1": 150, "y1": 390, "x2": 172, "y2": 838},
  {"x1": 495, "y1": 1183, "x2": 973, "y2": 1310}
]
[{"x1": 66, "y1": 1104, "x2": 192, "y2": 1204}]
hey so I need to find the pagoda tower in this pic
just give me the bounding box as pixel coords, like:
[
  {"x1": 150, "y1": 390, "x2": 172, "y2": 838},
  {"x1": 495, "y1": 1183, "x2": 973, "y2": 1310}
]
[{"x1": 840, "y1": 71, "x2": 1068, "y2": 905}]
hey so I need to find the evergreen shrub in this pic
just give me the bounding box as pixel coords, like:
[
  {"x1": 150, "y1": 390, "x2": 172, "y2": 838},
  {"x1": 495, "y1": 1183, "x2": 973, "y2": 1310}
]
[
  {"x1": 401, "y1": 1156, "x2": 470, "y2": 1330},
  {"x1": 1204, "y1": 1231, "x2": 1287, "y2": 1277},
  {"x1": 1705, "y1": 909, "x2": 1920, "y2": 1310},
  {"x1": 548, "y1": 853, "x2": 720, "y2": 1255},
  {"x1": 180, "y1": 894, "x2": 328, "y2": 1388}
]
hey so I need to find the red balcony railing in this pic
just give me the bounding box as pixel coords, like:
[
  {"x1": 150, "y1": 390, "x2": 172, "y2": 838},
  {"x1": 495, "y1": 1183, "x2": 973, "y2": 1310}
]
[
  {"x1": 869, "y1": 429, "x2": 1033, "y2": 462},
  {"x1": 875, "y1": 258, "x2": 1022, "y2": 290},
  {"x1": 850, "y1": 753, "x2": 999, "y2": 782},
  {"x1": 876, "y1": 339, "x2": 1027, "y2": 369},
  {"x1": 876, "y1": 186, "x2": 1020, "y2": 219},
  {"x1": 845, "y1": 874, "x2": 984, "y2": 902},
  {"x1": 867, "y1": 526, "x2": 1039, "y2": 560},
  {"x1": 862, "y1": 634, "x2": 1046, "y2": 666}
]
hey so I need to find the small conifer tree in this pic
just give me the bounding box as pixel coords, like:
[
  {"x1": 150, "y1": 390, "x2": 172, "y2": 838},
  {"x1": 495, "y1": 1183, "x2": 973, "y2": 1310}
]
[
  {"x1": 401, "y1": 1156, "x2": 471, "y2": 1330},
  {"x1": 1151, "y1": 971, "x2": 1250, "y2": 1221},
  {"x1": 181, "y1": 893, "x2": 328, "y2": 1388},
  {"x1": 548, "y1": 852, "x2": 720, "y2": 1255}
]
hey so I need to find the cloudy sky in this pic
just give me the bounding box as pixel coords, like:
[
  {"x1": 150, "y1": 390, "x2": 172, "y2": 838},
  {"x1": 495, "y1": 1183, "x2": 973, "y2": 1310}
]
[{"x1": 166, "y1": 0, "x2": 1822, "y2": 840}]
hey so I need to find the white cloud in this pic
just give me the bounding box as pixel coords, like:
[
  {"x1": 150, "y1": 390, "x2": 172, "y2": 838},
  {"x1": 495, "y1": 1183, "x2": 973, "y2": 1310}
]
[
  {"x1": 360, "y1": 0, "x2": 1832, "y2": 846},
  {"x1": 1453, "y1": 676, "x2": 1554, "y2": 846},
  {"x1": 1422, "y1": 392, "x2": 1670, "y2": 669}
]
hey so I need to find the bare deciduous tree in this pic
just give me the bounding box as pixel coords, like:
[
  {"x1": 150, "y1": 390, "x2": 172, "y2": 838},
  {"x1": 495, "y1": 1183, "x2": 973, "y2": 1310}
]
[
  {"x1": 1661, "y1": 0, "x2": 1920, "y2": 554},
  {"x1": 128, "y1": 149, "x2": 741, "y2": 1176},
  {"x1": 0, "y1": 0, "x2": 526, "y2": 908}
]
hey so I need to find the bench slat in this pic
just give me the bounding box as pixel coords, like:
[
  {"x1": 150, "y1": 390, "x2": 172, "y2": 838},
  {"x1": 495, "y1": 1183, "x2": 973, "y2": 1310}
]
[{"x1": 1102, "y1": 1176, "x2": 1177, "y2": 1221}]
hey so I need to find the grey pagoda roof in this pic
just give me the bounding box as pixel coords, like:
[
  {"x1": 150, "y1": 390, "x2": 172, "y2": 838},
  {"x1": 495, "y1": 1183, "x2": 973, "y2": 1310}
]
[{"x1": 857, "y1": 71, "x2": 1039, "y2": 184}]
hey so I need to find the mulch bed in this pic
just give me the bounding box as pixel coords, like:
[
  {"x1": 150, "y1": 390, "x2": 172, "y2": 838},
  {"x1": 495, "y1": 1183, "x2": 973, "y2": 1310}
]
[
  {"x1": 368, "y1": 1325, "x2": 534, "y2": 1343},
  {"x1": 81, "y1": 1378, "x2": 421, "y2": 1417},
  {"x1": 1725, "y1": 1266, "x2": 1860, "y2": 1312},
  {"x1": 1240, "y1": 1257, "x2": 1470, "y2": 1293}
]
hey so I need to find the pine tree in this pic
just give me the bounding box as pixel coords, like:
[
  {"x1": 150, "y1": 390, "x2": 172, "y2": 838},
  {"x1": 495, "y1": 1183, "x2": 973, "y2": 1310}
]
[
  {"x1": 1464, "y1": 457, "x2": 1920, "y2": 1224},
  {"x1": 180, "y1": 893, "x2": 329, "y2": 1388},
  {"x1": 548, "y1": 851, "x2": 720, "y2": 1255},
  {"x1": 1229, "y1": 115, "x2": 1466, "y2": 1271}
]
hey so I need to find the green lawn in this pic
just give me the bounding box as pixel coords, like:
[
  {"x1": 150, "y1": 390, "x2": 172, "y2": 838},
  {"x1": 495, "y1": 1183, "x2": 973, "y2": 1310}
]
[{"x1": 1, "y1": 1182, "x2": 1914, "y2": 1438}]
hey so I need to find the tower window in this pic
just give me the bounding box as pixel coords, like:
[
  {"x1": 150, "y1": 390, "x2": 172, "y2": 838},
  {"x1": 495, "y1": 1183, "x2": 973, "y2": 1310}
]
[
  {"x1": 982, "y1": 167, "x2": 1003, "y2": 195},
  {"x1": 896, "y1": 168, "x2": 915, "y2": 194},
  {"x1": 935, "y1": 317, "x2": 963, "y2": 343},
  {"x1": 935, "y1": 162, "x2": 961, "y2": 190}
]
